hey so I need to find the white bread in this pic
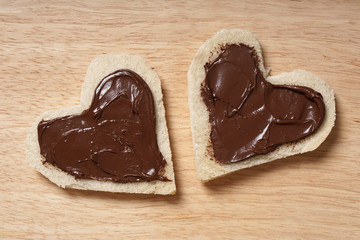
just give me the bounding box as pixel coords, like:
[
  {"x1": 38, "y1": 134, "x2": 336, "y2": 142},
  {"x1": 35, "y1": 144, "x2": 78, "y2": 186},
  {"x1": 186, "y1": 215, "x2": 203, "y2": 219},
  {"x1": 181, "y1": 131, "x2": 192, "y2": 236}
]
[
  {"x1": 26, "y1": 54, "x2": 176, "y2": 195},
  {"x1": 188, "y1": 29, "x2": 336, "y2": 182}
]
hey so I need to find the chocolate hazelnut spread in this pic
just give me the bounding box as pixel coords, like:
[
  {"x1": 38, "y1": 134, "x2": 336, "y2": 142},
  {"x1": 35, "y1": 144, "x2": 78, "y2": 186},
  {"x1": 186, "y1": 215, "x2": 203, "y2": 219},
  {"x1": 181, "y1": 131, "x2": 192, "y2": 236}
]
[
  {"x1": 38, "y1": 70, "x2": 168, "y2": 182},
  {"x1": 201, "y1": 44, "x2": 325, "y2": 164}
]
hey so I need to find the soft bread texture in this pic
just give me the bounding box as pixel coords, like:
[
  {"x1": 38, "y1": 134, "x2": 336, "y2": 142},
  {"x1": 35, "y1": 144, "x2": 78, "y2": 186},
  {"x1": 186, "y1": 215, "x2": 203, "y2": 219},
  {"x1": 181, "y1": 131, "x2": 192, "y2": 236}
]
[
  {"x1": 188, "y1": 29, "x2": 336, "y2": 182},
  {"x1": 26, "y1": 54, "x2": 176, "y2": 195}
]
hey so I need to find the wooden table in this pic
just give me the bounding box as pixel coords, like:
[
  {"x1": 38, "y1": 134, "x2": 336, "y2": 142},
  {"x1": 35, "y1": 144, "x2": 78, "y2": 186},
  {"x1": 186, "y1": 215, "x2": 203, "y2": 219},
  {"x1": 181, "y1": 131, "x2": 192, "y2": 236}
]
[{"x1": 1, "y1": 1, "x2": 359, "y2": 239}]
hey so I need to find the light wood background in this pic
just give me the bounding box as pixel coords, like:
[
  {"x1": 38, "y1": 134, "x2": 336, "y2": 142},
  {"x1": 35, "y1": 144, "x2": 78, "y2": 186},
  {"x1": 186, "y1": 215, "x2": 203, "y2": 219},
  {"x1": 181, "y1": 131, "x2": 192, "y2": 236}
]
[{"x1": 1, "y1": 1, "x2": 359, "y2": 239}]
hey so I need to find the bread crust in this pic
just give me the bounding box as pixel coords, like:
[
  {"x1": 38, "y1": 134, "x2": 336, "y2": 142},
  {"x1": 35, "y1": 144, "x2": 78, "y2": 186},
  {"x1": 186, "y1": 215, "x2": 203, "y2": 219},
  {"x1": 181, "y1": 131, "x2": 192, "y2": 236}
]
[
  {"x1": 188, "y1": 29, "x2": 336, "y2": 181},
  {"x1": 26, "y1": 54, "x2": 176, "y2": 195}
]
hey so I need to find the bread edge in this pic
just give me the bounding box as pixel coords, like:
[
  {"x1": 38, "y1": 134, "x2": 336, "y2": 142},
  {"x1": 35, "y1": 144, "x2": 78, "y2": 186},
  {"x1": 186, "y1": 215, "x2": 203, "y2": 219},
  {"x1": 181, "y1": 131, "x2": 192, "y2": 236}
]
[
  {"x1": 188, "y1": 29, "x2": 336, "y2": 182},
  {"x1": 26, "y1": 54, "x2": 176, "y2": 195}
]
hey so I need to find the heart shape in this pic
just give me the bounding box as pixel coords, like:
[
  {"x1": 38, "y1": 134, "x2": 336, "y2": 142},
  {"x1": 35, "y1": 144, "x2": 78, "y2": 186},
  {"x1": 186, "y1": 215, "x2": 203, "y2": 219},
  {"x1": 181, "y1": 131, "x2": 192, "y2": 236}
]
[
  {"x1": 188, "y1": 29, "x2": 335, "y2": 181},
  {"x1": 37, "y1": 69, "x2": 168, "y2": 183},
  {"x1": 201, "y1": 44, "x2": 325, "y2": 164}
]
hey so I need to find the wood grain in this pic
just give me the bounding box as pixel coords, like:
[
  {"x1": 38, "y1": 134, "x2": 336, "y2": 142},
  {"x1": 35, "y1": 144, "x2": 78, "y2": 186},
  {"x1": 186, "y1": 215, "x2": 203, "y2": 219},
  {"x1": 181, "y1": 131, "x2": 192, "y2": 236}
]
[{"x1": 1, "y1": 1, "x2": 359, "y2": 239}]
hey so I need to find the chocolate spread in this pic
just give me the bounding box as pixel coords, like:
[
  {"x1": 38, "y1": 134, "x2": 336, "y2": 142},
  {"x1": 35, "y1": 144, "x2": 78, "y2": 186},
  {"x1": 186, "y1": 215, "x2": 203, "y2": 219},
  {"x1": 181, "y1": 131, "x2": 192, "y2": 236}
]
[
  {"x1": 38, "y1": 70, "x2": 168, "y2": 182},
  {"x1": 201, "y1": 44, "x2": 325, "y2": 164}
]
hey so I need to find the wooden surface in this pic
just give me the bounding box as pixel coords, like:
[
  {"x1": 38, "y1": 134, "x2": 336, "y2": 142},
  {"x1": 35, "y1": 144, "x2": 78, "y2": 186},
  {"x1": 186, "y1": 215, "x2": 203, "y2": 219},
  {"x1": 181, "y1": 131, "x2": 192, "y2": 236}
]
[{"x1": 1, "y1": 1, "x2": 359, "y2": 239}]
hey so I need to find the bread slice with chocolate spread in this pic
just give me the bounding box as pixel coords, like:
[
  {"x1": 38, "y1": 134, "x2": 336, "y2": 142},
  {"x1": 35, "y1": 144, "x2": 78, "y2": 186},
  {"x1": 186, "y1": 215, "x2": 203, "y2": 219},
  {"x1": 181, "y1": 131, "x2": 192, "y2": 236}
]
[
  {"x1": 188, "y1": 29, "x2": 336, "y2": 182},
  {"x1": 26, "y1": 54, "x2": 176, "y2": 195}
]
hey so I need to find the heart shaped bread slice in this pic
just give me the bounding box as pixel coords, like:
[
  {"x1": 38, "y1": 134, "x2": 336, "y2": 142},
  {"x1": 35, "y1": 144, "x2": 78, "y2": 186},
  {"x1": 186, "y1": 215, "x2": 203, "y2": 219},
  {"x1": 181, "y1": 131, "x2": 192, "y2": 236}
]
[
  {"x1": 188, "y1": 29, "x2": 336, "y2": 182},
  {"x1": 26, "y1": 54, "x2": 176, "y2": 195}
]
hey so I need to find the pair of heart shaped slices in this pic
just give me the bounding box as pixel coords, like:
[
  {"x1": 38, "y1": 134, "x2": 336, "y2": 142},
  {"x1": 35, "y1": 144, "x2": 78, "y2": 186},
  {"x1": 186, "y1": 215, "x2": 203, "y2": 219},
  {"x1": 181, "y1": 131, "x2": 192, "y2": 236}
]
[{"x1": 26, "y1": 29, "x2": 335, "y2": 195}]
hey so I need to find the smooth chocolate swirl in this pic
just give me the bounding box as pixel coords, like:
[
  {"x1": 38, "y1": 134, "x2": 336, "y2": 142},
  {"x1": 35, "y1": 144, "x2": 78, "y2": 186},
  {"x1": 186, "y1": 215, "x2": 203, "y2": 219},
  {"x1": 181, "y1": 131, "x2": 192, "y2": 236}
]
[
  {"x1": 38, "y1": 70, "x2": 168, "y2": 182},
  {"x1": 201, "y1": 44, "x2": 325, "y2": 164}
]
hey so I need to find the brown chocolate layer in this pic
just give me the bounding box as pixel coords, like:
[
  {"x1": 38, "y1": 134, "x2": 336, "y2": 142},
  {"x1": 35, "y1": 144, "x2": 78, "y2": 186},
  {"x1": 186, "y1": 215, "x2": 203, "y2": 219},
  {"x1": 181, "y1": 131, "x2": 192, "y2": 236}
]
[
  {"x1": 201, "y1": 44, "x2": 325, "y2": 164},
  {"x1": 38, "y1": 70, "x2": 168, "y2": 183}
]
